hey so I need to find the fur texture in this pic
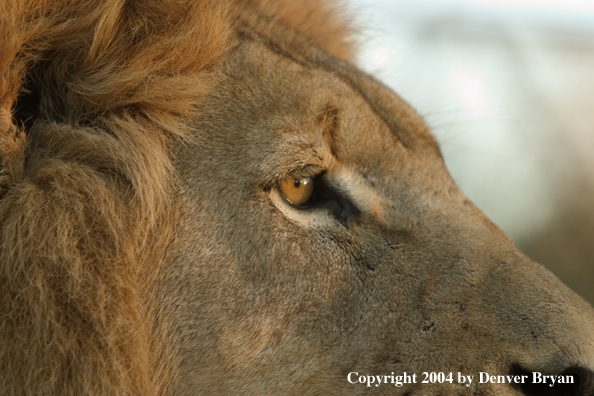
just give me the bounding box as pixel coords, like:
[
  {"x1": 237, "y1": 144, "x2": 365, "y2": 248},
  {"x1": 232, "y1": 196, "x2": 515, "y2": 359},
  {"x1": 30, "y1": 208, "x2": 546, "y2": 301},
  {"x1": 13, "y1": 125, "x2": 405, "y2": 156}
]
[
  {"x1": 0, "y1": 0, "x2": 232, "y2": 392},
  {"x1": 2, "y1": 1, "x2": 594, "y2": 395},
  {"x1": 0, "y1": 1, "x2": 354, "y2": 394}
]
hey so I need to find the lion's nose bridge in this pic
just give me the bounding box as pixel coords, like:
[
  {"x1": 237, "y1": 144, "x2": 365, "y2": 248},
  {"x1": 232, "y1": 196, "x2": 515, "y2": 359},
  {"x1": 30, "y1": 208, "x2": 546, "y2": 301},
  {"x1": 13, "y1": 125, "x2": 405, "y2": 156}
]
[
  {"x1": 473, "y1": 253, "x2": 594, "y2": 381},
  {"x1": 412, "y1": 203, "x2": 594, "y2": 378},
  {"x1": 488, "y1": 259, "x2": 594, "y2": 396},
  {"x1": 377, "y1": 172, "x2": 594, "y2": 375}
]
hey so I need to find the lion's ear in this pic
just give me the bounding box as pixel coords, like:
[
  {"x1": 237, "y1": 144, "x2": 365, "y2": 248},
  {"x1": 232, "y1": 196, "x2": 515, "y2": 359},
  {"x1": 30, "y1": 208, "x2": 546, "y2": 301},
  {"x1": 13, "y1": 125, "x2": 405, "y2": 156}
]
[
  {"x1": 0, "y1": 52, "x2": 27, "y2": 200},
  {"x1": 1, "y1": 78, "x2": 41, "y2": 198},
  {"x1": 0, "y1": 123, "x2": 26, "y2": 200},
  {"x1": 1, "y1": 58, "x2": 39, "y2": 200},
  {"x1": 255, "y1": 0, "x2": 358, "y2": 61},
  {"x1": 0, "y1": 0, "x2": 31, "y2": 199}
]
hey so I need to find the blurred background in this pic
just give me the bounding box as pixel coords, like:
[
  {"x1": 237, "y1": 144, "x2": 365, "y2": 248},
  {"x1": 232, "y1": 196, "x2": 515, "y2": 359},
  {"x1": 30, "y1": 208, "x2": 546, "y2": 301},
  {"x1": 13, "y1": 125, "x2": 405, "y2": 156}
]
[{"x1": 345, "y1": 0, "x2": 594, "y2": 304}]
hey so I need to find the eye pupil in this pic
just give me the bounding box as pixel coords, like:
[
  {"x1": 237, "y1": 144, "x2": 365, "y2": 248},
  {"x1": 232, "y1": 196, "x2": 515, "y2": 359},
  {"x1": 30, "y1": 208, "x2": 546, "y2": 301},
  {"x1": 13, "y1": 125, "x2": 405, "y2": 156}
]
[{"x1": 280, "y1": 176, "x2": 314, "y2": 206}]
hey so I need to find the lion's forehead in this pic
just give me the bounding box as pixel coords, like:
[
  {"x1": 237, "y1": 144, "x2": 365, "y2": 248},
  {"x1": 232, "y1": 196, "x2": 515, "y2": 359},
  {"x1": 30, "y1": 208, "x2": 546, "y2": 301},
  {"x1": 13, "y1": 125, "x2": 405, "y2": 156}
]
[{"x1": 215, "y1": 35, "x2": 443, "y2": 183}]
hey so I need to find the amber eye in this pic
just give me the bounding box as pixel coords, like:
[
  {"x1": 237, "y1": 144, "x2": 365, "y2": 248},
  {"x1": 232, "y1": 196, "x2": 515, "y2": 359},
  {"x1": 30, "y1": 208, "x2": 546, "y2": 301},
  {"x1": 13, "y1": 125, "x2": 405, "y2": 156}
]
[{"x1": 280, "y1": 177, "x2": 314, "y2": 206}]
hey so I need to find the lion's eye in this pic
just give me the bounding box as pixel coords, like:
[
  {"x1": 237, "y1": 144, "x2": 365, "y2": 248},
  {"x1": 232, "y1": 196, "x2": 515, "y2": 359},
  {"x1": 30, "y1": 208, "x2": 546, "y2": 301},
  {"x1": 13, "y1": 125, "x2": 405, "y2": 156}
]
[{"x1": 280, "y1": 177, "x2": 314, "y2": 206}]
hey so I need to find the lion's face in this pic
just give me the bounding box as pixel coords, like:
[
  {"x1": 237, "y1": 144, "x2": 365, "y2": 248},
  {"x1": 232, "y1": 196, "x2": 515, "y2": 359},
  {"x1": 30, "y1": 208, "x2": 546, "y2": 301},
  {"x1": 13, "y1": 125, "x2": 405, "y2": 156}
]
[
  {"x1": 2, "y1": 1, "x2": 594, "y2": 395},
  {"x1": 162, "y1": 12, "x2": 594, "y2": 396}
]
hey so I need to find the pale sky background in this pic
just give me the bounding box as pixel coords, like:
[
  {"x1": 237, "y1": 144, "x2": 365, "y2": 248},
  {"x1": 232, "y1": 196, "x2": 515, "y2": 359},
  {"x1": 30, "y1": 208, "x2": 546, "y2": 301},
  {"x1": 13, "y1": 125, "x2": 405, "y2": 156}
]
[{"x1": 345, "y1": 0, "x2": 594, "y2": 242}]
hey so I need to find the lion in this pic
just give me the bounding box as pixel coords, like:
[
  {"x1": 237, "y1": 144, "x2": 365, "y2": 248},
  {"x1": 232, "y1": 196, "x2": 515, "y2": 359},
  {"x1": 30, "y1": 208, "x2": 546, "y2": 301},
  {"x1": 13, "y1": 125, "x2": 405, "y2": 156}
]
[{"x1": 0, "y1": 0, "x2": 593, "y2": 395}]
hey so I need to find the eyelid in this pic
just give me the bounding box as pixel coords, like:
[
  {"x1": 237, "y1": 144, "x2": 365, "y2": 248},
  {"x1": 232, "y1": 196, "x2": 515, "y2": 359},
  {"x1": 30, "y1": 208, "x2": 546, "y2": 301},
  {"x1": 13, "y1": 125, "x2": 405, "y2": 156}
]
[{"x1": 276, "y1": 165, "x2": 325, "y2": 185}]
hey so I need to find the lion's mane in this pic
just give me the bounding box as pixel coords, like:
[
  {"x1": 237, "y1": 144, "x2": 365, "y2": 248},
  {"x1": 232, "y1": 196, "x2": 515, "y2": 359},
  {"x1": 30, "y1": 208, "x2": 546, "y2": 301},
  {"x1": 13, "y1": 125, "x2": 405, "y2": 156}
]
[{"x1": 0, "y1": 0, "x2": 354, "y2": 394}]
